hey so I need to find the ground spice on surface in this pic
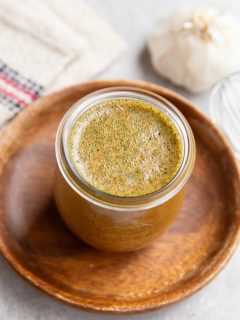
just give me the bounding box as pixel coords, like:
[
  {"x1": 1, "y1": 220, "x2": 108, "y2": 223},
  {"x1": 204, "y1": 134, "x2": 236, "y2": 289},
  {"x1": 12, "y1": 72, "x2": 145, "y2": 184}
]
[{"x1": 69, "y1": 98, "x2": 183, "y2": 197}]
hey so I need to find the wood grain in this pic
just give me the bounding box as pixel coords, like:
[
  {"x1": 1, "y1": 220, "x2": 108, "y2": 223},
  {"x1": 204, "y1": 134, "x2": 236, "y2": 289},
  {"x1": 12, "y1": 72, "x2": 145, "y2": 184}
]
[{"x1": 0, "y1": 80, "x2": 239, "y2": 313}]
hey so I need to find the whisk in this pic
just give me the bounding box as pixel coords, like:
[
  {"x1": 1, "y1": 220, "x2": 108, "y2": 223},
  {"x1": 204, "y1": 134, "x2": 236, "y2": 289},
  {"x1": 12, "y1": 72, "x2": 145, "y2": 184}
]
[{"x1": 209, "y1": 72, "x2": 240, "y2": 159}]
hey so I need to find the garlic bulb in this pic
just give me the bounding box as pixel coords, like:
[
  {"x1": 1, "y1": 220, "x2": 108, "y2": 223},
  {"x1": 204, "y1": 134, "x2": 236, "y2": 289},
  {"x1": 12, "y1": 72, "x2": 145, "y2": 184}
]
[{"x1": 148, "y1": 5, "x2": 240, "y2": 93}]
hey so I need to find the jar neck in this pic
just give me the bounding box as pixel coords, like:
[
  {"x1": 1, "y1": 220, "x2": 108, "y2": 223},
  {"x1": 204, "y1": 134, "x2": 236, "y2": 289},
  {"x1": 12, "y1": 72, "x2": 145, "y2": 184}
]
[{"x1": 55, "y1": 87, "x2": 195, "y2": 211}]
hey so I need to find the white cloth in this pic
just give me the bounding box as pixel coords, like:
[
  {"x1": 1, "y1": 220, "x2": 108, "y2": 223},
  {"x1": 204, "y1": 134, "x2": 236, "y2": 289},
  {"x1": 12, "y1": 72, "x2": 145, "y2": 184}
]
[{"x1": 0, "y1": 0, "x2": 125, "y2": 90}]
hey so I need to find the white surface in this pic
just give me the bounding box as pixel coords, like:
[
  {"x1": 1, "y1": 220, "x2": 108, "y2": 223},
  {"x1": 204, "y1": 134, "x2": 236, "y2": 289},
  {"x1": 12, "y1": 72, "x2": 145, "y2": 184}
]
[{"x1": 1, "y1": 0, "x2": 240, "y2": 319}]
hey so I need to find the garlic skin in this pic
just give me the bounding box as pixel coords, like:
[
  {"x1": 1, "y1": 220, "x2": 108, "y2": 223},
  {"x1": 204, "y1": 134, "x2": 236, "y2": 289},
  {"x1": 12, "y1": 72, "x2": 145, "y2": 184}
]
[{"x1": 148, "y1": 5, "x2": 240, "y2": 93}]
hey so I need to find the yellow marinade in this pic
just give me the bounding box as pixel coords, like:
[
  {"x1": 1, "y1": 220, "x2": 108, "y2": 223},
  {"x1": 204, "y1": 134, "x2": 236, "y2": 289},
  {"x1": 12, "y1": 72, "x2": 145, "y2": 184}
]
[{"x1": 69, "y1": 98, "x2": 183, "y2": 197}]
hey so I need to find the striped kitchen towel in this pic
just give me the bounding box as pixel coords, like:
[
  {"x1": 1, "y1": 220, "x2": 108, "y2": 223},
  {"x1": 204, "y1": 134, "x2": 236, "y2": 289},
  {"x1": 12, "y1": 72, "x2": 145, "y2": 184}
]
[
  {"x1": 0, "y1": 61, "x2": 44, "y2": 126},
  {"x1": 0, "y1": 0, "x2": 125, "y2": 128}
]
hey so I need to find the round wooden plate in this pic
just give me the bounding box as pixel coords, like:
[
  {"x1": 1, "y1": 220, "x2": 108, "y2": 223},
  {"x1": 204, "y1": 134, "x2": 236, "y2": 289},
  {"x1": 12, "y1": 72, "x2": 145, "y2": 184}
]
[{"x1": 0, "y1": 80, "x2": 239, "y2": 314}]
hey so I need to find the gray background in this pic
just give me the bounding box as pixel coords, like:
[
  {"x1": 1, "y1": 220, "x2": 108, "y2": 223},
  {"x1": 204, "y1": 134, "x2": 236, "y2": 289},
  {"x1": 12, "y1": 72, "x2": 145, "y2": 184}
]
[{"x1": 1, "y1": 0, "x2": 240, "y2": 319}]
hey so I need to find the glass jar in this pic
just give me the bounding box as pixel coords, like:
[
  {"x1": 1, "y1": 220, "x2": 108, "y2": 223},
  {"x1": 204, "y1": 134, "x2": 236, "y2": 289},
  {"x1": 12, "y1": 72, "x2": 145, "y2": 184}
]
[{"x1": 54, "y1": 87, "x2": 196, "y2": 252}]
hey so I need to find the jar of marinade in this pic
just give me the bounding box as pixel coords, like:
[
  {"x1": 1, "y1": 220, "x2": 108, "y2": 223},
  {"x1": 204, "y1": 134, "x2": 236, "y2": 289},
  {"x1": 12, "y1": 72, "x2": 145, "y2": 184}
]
[{"x1": 54, "y1": 87, "x2": 195, "y2": 252}]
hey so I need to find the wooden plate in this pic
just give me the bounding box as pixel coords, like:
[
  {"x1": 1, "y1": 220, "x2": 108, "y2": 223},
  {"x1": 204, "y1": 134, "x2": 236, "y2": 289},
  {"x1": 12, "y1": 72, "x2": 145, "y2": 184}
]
[{"x1": 0, "y1": 80, "x2": 239, "y2": 313}]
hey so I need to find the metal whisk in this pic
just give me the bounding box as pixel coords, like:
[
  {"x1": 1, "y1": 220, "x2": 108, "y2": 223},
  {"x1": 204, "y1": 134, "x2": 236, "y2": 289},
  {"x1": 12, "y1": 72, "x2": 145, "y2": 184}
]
[{"x1": 209, "y1": 72, "x2": 240, "y2": 159}]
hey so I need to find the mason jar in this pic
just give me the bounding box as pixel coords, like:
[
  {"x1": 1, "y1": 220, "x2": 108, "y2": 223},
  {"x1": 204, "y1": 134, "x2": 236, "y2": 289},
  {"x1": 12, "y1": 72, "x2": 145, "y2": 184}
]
[{"x1": 54, "y1": 87, "x2": 195, "y2": 252}]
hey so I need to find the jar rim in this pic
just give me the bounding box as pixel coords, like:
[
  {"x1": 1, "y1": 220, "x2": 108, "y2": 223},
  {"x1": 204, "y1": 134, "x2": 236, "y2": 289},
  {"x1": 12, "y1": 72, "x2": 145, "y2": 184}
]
[{"x1": 55, "y1": 87, "x2": 195, "y2": 211}]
